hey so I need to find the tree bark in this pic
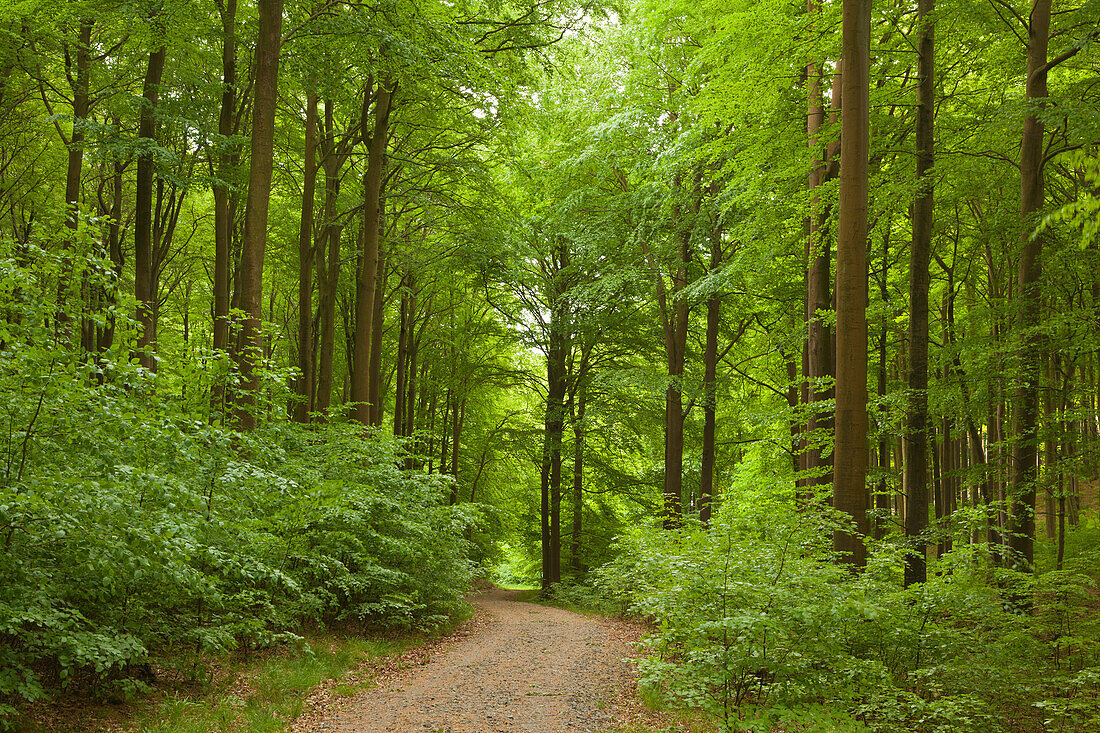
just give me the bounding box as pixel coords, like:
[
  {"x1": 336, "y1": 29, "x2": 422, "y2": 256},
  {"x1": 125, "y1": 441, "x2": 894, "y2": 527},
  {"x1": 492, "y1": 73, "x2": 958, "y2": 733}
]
[
  {"x1": 571, "y1": 383, "x2": 586, "y2": 571},
  {"x1": 293, "y1": 93, "x2": 319, "y2": 423},
  {"x1": 134, "y1": 46, "x2": 166, "y2": 371},
  {"x1": 541, "y1": 240, "x2": 570, "y2": 587},
  {"x1": 904, "y1": 0, "x2": 934, "y2": 587},
  {"x1": 235, "y1": 0, "x2": 282, "y2": 429},
  {"x1": 97, "y1": 147, "x2": 125, "y2": 353},
  {"x1": 833, "y1": 0, "x2": 871, "y2": 567},
  {"x1": 314, "y1": 100, "x2": 343, "y2": 417},
  {"x1": 57, "y1": 19, "x2": 93, "y2": 339},
  {"x1": 661, "y1": 185, "x2": 694, "y2": 529},
  {"x1": 212, "y1": 0, "x2": 236, "y2": 358},
  {"x1": 1009, "y1": 0, "x2": 1052, "y2": 571},
  {"x1": 394, "y1": 270, "x2": 409, "y2": 436},
  {"x1": 805, "y1": 9, "x2": 838, "y2": 496},
  {"x1": 368, "y1": 237, "x2": 387, "y2": 426},
  {"x1": 700, "y1": 227, "x2": 721, "y2": 526},
  {"x1": 351, "y1": 81, "x2": 393, "y2": 426},
  {"x1": 874, "y1": 226, "x2": 890, "y2": 539}
]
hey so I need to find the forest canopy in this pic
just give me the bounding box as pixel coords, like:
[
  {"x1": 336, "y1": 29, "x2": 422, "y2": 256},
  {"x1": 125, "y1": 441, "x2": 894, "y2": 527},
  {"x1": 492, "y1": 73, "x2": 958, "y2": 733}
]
[{"x1": 1, "y1": 0, "x2": 1100, "y2": 730}]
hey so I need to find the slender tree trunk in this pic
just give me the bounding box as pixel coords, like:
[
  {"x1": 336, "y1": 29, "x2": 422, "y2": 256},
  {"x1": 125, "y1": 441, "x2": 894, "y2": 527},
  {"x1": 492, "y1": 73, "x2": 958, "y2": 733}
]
[
  {"x1": 700, "y1": 227, "x2": 722, "y2": 526},
  {"x1": 57, "y1": 19, "x2": 93, "y2": 339},
  {"x1": 1009, "y1": 0, "x2": 1052, "y2": 571},
  {"x1": 351, "y1": 81, "x2": 393, "y2": 426},
  {"x1": 314, "y1": 102, "x2": 342, "y2": 417},
  {"x1": 571, "y1": 384, "x2": 586, "y2": 572},
  {"x1": 235, "y1": 0, "x2": 282, "y2": 429},
  {"x1": 451, "y1": 393, "x2": 466, "y2": 478},
  {"x1": 542, "y1": 240, "x2": 570, "y2": 586},
  {"x1": 662, "y1": 194, "x2": 692, "y2": 529},
  {"x1": 805, "y1": 20, "x2": 837, "y2": 496},
  {"x1": 1044, "y1": 354, "x2": 1059, "y2": 539},
  {"x1": 368, "y1": 237, "x2": 387, "y2": 426},
  {"x1": 212, "y1": 0, "x2": 236, "y2": 367},
  {"x1": 833, "y1": 0, "x2": 871, "y2": 567},
  {"x1": 405, "y1": 291, "x2": 421, "y2": 440},
  {"x1": 394, "y1": 271, "x2": 409, "y2": 436},
  {"x1": 293, "y1": 93, "x2": 319, "y2": 423},
  {"x1": 134, "y1": 46, "x2": 166, "y2": 372},
  {"x1": 440, "y1": 388, "x2": 451, "y2": 475},
  {"x1": 875, "y1": 226, "x2": 891, "y2": 539},
  {"x1": 98, "y1": 151, "x2": 125, "y2": 353},
  {"x1": 904, "y1": 0, "x2": 934, "y2": 586}
]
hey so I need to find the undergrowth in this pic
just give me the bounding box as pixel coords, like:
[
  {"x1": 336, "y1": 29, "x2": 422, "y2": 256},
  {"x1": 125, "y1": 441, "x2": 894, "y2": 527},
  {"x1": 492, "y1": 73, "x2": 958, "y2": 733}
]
[{"x1": 590, "y1": 483, "x2": 1100, "y2": 733}]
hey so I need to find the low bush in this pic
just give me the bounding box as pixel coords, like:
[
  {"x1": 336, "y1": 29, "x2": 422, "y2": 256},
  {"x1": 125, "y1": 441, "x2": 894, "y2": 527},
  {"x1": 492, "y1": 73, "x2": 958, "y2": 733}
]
[
  {"x1": 0, "y1": 244, "x2": 477, "y2": 726},
  {"x1": 597, "y1": 491, "x2": 1100, "y2": 732}
]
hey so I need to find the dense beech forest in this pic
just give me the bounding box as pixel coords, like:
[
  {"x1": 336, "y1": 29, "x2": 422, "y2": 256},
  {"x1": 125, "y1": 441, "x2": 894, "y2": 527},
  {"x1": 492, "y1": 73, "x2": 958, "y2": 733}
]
[{"x1": 2, "y1": 0, "x2": 1100, "y2": 730}]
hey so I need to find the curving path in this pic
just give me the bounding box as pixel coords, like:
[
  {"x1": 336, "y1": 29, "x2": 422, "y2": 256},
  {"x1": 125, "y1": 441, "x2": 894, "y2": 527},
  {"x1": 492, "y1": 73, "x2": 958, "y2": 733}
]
[{"x1": 310, "y1": 588, "x2": 638, "y2": 733}]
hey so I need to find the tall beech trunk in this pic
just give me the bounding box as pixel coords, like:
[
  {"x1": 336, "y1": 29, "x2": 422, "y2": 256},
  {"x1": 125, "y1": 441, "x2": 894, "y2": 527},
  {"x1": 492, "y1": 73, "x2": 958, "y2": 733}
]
[
  {"x1": 659, "y1": 183, "x2": 694, "y2": 529},
  {"x1": 314, "y1": 100, "x2": 343, "y2": 417},
  {"x1": 351, "y1": 81, "x2": 393, "y2": 427},
  {"x1": 134, "y1": 46, "x2": 166, "y2": 371},
  {"x1": 904, "y1": 0, "x2": 934, "y2": 587},
  {"x1": 874, "y1": 226, "x2": 891, "y2": 539},
  {"x1": 97, "y1": 151, "x2": 125, "y2": 353},
  {"x1": 293, "y1": 94, "x2": 319, "y2": 423},
  {"x1": 368, "y1": 239, "x2": 387, "y2": 426},
  {"x1": 57, "y1": 19, "x2": 93, "y2": 337},
  {"x1": 235, "y1": 0, "x2": 282, "y2": 429},
  {"x1": 570, "y1": 384, "x2": 586, "y2": 572},
  {"x1": 405, "y1": 290, "x2": 422, "y2": 440},
  {"x1": 804, "y1": 12, "x2": 839, "y2": 496},
  {"x1": 1009, "y1": 0, "x2": 1053, "y2": 571},
  {"x1": 440, "y1": 388, "x2": 451, "y2": 475},
  {"x1": 394, "y1": 270, "x2": 409, "y2": 436},
  {"x1": 212, "y1": 0, "x2": 236, "y2": 364},
  {"x1": 541, "y1": 240, "x2": 570, "y2": 587},
  {"x1": 451, "y1": 392, "x2": 466, "y2": 478},
  {"x1": 833, "y1": 0, "x2": 871, "y2": 567},
  {"x1": 700, "y1": 227, "x2": 721, "y2": 526}
]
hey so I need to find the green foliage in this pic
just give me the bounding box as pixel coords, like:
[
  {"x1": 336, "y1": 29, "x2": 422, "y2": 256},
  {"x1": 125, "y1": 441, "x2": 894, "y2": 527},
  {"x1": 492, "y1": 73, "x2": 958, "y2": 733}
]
[
  {"x1": 597, "y1": 479, "x2": 1100, "y2": 732},
  {"x1": 0, "y1": 238, "x2": 474, "y2": 725}
]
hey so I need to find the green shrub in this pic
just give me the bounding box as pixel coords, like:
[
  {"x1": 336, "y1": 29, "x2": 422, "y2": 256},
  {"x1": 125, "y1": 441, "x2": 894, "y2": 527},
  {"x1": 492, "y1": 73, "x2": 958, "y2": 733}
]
[{"x1": 597, "y1": 488, "x2": 1100, "y2": 732}]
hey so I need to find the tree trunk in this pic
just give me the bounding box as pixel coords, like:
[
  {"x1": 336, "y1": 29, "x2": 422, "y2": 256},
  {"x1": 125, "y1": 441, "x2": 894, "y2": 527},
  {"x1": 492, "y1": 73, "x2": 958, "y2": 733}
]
[
  {"x1": 235, "y1": 0, "x2": 282, "y2": 429},
  {"x1": 394, "y1": 270, "x2": 409, "y2": 436},
  {"x1": 542, "y1": 240, "x2": 570, "y2": 586},
  {"x1": 1008, "y1": 0, "x2": 1053, "y2": 571},
  {"x1": 805, "y1": 16, "x2": 837, "y2": 496},
  {"x1": 405, "y1": 290, "x2": 422, "y2": 441},
  {"x1": 662, "y1": 191, "x2": 693, "y2": 529},
  {"x1": 134, "y1": 46, "x2": 166, "y2": 372},
  {"x1": 904, "y1": 0, "x2": 934, "y2": 587},
  {"x1": 351, "y1": 81, "x2": 393, "y2": 427},
  {"x1": 833, "y1": 0, "x2": 871, "y2": 567},
  {"x1": 700, "y1": 226, "x2": 721, "y2": 526},
  {"x1": 212, "y1": 0, "x2": 237, "y2": 369},
  {"x1": 314, "y1": 101, "x2": 343, "y2": 417},
  {"x1": 293, "y1": 94, "x2": 319, "y2": 423},
  {"x1": 451, "y1": 393, "x2": 466, "y2": 478},
  {"x1": 57, "y1": 19, "x2": 93, "y2": 339},
  {"x1": 97, "y1": 150, "x2": 125, "y2": 353},
  {"x1": 368, "y1": 237, "x2": 387, "y2": 426},
  {"x1": 874, "y1": 226, "x2": 891, "y2": 539},
  {"x1": 571, "y1": 384, "x2": 586, "y2": 572}
]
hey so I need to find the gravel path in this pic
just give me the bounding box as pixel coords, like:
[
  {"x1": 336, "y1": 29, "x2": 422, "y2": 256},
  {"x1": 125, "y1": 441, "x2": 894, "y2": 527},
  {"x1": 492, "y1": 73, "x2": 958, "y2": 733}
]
[{"x1": 311, "y1": 588, "x2": 639, "y2": 733}]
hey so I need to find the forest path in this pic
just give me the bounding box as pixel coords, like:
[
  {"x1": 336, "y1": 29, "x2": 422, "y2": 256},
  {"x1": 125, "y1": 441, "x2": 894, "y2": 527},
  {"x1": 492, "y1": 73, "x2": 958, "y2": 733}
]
[{"x1": 307, "y1": 587, "x2": 643, "y2": 733}]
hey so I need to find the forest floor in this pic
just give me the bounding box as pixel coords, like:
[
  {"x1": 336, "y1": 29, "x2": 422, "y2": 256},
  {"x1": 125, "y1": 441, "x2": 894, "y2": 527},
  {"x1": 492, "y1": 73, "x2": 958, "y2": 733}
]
[{"x1": 292, "y1": 586, "x2": 670, "y2": 733}]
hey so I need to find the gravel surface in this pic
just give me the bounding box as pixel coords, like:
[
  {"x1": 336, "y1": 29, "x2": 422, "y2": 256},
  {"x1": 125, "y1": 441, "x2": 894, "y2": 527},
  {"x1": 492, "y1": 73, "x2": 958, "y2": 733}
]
[{"x1": 309, "y1": 588, "x2": 641, "y2": 733}]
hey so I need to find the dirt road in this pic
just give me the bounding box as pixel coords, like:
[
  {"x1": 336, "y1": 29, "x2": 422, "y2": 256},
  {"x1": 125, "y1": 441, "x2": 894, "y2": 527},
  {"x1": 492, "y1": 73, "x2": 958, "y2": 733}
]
[{"x1": 309, "y1": 588, "x2": 641, "y2": 733}]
